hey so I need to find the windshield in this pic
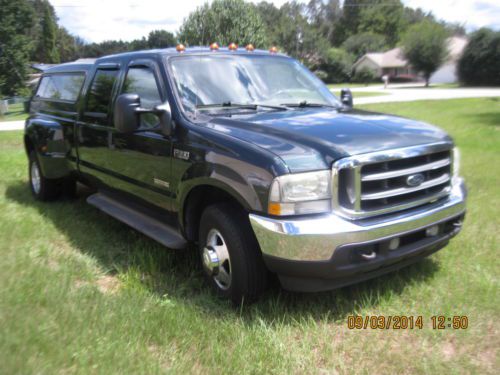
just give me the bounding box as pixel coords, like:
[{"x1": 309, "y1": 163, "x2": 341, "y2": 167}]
[{"x1": 168, "y1": 54, "x2": 340, "y2": 112}]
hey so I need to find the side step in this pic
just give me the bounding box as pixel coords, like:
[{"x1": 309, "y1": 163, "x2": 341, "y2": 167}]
[{"x1": 87, "y1": 193, "x2": 187, "y2": 249}]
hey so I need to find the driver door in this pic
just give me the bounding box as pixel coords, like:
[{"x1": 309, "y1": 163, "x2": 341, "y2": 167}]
[{"x1": 108, "y1": 59, "x2": 174, "y2": 211}]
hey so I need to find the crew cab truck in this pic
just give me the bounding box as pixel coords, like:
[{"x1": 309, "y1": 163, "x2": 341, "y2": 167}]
[{"x1": 25, "y1": 46, "x2": 467, "y2": 304}]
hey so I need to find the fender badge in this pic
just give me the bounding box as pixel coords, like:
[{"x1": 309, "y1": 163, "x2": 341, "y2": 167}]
[
  {"x1": 173, "y1": 149, "x2": 190, "y2": 160},
  {"x1": 153, "y1": 178, "x2": 170, "y2": 188}
]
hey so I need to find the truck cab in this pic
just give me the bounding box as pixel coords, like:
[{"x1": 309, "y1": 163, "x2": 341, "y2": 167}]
[{"x1": 24, "y1": 45, "x2": 467, "y2": 304}]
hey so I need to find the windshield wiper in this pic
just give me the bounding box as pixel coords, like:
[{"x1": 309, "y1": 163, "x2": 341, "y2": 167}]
[
  {"x1": 196, "y1": 102, "x2": 288, "y2": 111},
  {"x1": 196, "y1": 102, "x2": 257, "y2": 110},
  {"x1": 280, "y1": 101, "x2": 339, "y2": 109}
]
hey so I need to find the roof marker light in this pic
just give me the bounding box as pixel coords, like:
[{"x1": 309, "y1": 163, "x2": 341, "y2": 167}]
[
  {"x1": 176, "y1": 44, "x2": 185, "y2": 53},
  {"x1": 245, "y1": 44, "x2": 255, "y2": 52},
  {"x1": 269, "y1": 46, "x2": 278, "y2": 54},
  {"x1": 228, "y1": 42, "x2": 238, "y2": 51},
  {"x1": 210, "y1": 42, "x2": 219, "y2": 51}
]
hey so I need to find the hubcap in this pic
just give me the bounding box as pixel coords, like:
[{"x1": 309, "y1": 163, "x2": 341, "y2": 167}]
[
  {"x1": 31, "y1": 161, "x2": 41, "y2": 194},
  {"x1": 203, "y1": 229, "x2": 232, "y2": 290}
]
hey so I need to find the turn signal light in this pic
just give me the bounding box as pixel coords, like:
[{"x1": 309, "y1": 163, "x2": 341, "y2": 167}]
[
  {"x1": 245, "y1": 44, "x2": 255, "y2": 52},
  {"x1": 176, "y1": 44, "x2": 185, "y2": 52},
  {"x1": 268, "y1": 203, "x2": 281, "y2": 216},
  {"x1": 228, "y1": 42, "x2": 238, "y2": 51},
  {"x1": 269, "y1": 46, "x2": 278, "y2": 54},
  {"x1": 210, "y1": 42, "x2": 219, "y2": 51}
]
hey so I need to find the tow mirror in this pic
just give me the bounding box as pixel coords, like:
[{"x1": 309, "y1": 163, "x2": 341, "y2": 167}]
[
  {"x1": 114, "y1": 93, "x2": 141, "y2": 133},
  {"x1": 340, "y1": 88, "x2": 353, "y2": 108},
  {"x1": 114, "y1": 94, "x2": 173, "y2": 136},
  {"x1": 154, "y1": 102, "x2": 173, "y2": 137}
]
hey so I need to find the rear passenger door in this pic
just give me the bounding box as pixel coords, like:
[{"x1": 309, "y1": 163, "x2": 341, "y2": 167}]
[{"x1": 76, "y1": 63, "x2": 121, "y2": 187}]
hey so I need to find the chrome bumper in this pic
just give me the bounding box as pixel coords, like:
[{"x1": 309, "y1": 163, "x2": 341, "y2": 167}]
[{"x1": 249, "y1": 178, "x2": 467, "y2": 261}]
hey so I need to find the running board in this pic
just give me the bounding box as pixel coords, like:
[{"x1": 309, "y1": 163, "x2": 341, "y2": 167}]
[{"x1": 87, "y1": 193, "x2": 187, "y2": 249}]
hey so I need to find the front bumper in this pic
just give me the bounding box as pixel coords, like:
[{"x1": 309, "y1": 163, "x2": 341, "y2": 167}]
[{"x1": 249, "y1": 179, "x2": 467, "y2": 292}]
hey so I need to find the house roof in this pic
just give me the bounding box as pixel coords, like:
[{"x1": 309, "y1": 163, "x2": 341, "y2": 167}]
[
  {"x1": 353, "y1": 47, "x2": 408, "y2": 70},
  {"x1": 353, "y1": 36, "x2": 468, "y2": 70}
]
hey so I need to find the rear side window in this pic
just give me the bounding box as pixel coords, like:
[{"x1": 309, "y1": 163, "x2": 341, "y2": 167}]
[
  {"x1": 86, "y1": 69, "x2": 119, "y2": 114},
  {"x1": 36, "y1": 74, "x2": 85, "y2": 102}
]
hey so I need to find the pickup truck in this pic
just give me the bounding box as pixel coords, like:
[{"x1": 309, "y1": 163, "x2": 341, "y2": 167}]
[{"x1": 25, "y1": 45, "x2": 467, "y2": 304}]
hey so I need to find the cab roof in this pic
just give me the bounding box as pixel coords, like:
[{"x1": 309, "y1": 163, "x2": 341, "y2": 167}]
[{"x1": 45, "y1": 47, "x2": 287, "y2": 74}]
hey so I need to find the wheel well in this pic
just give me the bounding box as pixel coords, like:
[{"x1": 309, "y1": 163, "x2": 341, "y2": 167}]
[
  {"x1": 24, "y1": 135, "x2": 35, "y2": 155},
  {"x1": 183, "y1": 185, "x2": 247, "y2": 242}
]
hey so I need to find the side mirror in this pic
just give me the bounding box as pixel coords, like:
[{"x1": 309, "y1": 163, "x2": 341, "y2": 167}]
[
  {"x1": 114, "y1": 93, "x2": 141, "y2": 133},
  {"x1": 340, "y1": 88, "x2": 353, "y2": 108},
  {"x1": 154, "y1": 102, "x2": 173, "y2": 137}
]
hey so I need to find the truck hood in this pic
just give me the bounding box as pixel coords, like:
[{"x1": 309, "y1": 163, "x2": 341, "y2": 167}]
[{"x1": 204, "y1": 108, "x2": 453, "y2": 172}]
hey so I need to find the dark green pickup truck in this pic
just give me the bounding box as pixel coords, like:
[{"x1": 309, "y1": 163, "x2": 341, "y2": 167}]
[{"x1": 24, "y1": 46, "x2": 467, "y2": 304}]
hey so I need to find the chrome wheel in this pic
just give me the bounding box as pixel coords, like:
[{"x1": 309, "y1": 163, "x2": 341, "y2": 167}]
[
  {"x1": 202, "y1": 229, "x2": 232, "y2": 290},
  {"x1": 30, "y1": 161, "x2": 41, "y2": 195}
]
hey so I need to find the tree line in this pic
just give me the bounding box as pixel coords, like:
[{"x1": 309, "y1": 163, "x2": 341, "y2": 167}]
[{"x1": 1, "y1": 0, "x2": 498, "y2": 96}]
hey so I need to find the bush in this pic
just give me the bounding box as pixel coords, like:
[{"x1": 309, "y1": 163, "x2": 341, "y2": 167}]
[
  {"x1": 458, "y1": 28, "x2": 500, "y2": 86},
  {"x1": 352, "y1": 67, "x2": 377, "y2": 84},
  {"x1": 318, "y1": 48, "x2": 354, "y2": 83},
  {"x1": 313, "y1": 70, "x2": 328, "y2": 82}
]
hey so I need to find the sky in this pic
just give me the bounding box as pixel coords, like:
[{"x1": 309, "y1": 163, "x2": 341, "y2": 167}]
[{"x1": 49, "y1": 0, "x2": 500, "y2": 43}]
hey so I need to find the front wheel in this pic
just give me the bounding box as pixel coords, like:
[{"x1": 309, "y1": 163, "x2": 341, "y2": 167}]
[{"x1": 199, "y1": 203, "x2": 268, "y2": 304}]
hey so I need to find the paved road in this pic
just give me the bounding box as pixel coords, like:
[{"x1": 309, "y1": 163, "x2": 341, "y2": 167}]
[
  {"x1": 0, "y1": 120, "x2": 24, "y2": 131},
  {"x1": 1, "y1": 86, "x2": 499, "y2": 132},
  {"x1": 349, "y1": 84, "x2": 500, "y2": 105}
]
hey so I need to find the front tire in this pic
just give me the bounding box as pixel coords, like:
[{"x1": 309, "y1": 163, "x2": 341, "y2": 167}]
[
  {"x1": 28, "y1": 151, "x2": 62, "y2": 201},
  {"x1": 199, "y1": 203, "x2": 268, "y2": 304}
]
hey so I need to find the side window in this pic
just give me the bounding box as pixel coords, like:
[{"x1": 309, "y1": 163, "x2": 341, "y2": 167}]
[
  {"x1": 85, "y1": 69, "x2": 119, "y2": 118},
  {"x1": 122, "y1": 66, "x2": 162, "y2": 128},
  {"x1": 36, "y1": 74, "x2": 85, "y2": 101}
]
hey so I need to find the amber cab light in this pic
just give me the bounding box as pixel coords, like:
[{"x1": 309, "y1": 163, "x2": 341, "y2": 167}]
[
  {"x1": 176, "y1": 44, "x2": 185, "y2": 52},
  {"x1": 228, "y1": 42, "x2": 238, "y2": 51},
  {"x1": 245, "y1": 44, "x2": 255, "y2": 52},
  {"x1": 210, "y1": 42, "x2": 219, "y2": 51},
  {"x1": 269, "y1": 46, "x2": 278, "y2": 54}
]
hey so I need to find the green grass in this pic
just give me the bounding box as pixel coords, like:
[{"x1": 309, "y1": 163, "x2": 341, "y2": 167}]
[
  {"x1": 327, "y1": 83, "x2": 380, "y2": 89},
  {"x1": 0, "y1": 102, "x2": 28, "y2": 122},
  {"x1": 0, "y1": 98, "x2": 499, "y2": 374}
]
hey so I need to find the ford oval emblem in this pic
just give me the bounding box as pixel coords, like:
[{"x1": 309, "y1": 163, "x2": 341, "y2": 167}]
[{"x1": 406, "y1": 173, "x2": 425, "y2": 187}]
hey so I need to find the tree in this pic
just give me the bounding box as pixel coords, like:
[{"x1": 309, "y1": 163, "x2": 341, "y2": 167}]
[
  {"x1": 358, "y1": 0, "x2": 405, "y2": 47},
  {"x1": 334, "y1": 0, "x2": 364, "y2": 45},
  {"x1": 458, "y1": 28, "x2": 500, "y2": 86},
  {"x1": 0, "y1": 0, "x2": 35, "y2": 96},
  {"x1": 147, "y1": 30, "x2": 176, "y2": 49},
  {"x1": 401, "y1": 21, "x2": 449, "y2": 86},
  {"x1": 35, "y1": 1, "x2": 60, "y2": 63},
  {"x1": 317, "y1": 48, "x2": 354, "y2": 83},
  {"x1": 342, "y1": 32, "x2": 386, "y2": 60},
  {"x1": 179, "y1": 0, "x2": 268, "y2": 47}
]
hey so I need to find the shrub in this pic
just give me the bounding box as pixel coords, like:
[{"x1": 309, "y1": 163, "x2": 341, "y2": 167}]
[
  {"x1": 352, "y1": 67, "x2": 377, "y2": 84},
  {"x1": 318, "y1": 48, "x2": 354, "y2": 83},
  {"x1": 458, "y1": 28, "x2": 500, "y2": 86}
]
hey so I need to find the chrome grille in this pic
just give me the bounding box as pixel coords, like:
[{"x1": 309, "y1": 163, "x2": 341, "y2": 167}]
[{"x1": 332, "y1": 142, "x2": 453, "y2": 218}]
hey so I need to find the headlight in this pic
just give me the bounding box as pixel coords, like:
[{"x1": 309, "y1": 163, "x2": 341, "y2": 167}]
[
  {"x1": 453, "y1": 147, "x2": 460, "y2": 178},
  {"x1": 268, "y1": 170, "x2": 331, "y2": 215}
]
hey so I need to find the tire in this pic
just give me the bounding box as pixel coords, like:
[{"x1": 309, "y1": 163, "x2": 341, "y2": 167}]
[
  {"x1": 199, "y1": 203, "x2": 268, "y2": 304},
  {"x1": 28, "y1": 151, "x2": 62, "y2": 201}
]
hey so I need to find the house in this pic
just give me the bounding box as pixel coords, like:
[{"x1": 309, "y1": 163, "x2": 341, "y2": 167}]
[{"x1": 352, "y1": 36, "x2": 468, "y2": 83}]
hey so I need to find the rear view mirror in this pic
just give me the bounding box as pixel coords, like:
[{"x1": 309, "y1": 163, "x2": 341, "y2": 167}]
[
  {"x1": 340, "y1": 88, "x2": 353, "y2": 108},
  {"x1": 114, "y1": 94, "x2": 141, "y2": 133}
]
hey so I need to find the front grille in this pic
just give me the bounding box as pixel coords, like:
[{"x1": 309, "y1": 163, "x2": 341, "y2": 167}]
[{"x1": 332, "y1": 143, "x2": 453, "y2": 218}]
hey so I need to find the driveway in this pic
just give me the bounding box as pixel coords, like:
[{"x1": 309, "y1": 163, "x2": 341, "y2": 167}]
[{"x1": 349, "y1": 84, "x2": 500, "y2": 105}]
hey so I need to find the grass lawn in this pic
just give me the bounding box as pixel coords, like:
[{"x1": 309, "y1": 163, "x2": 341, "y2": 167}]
[
  {"x1": 0, "y1": 98, "x2": 498, "y2": 374},
  {"x1": 327, "y1": 83, "x2": 380, "y2": 90},
  {"x1": 0, "y1": 103, "x2": 28, "y2": 122}
]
